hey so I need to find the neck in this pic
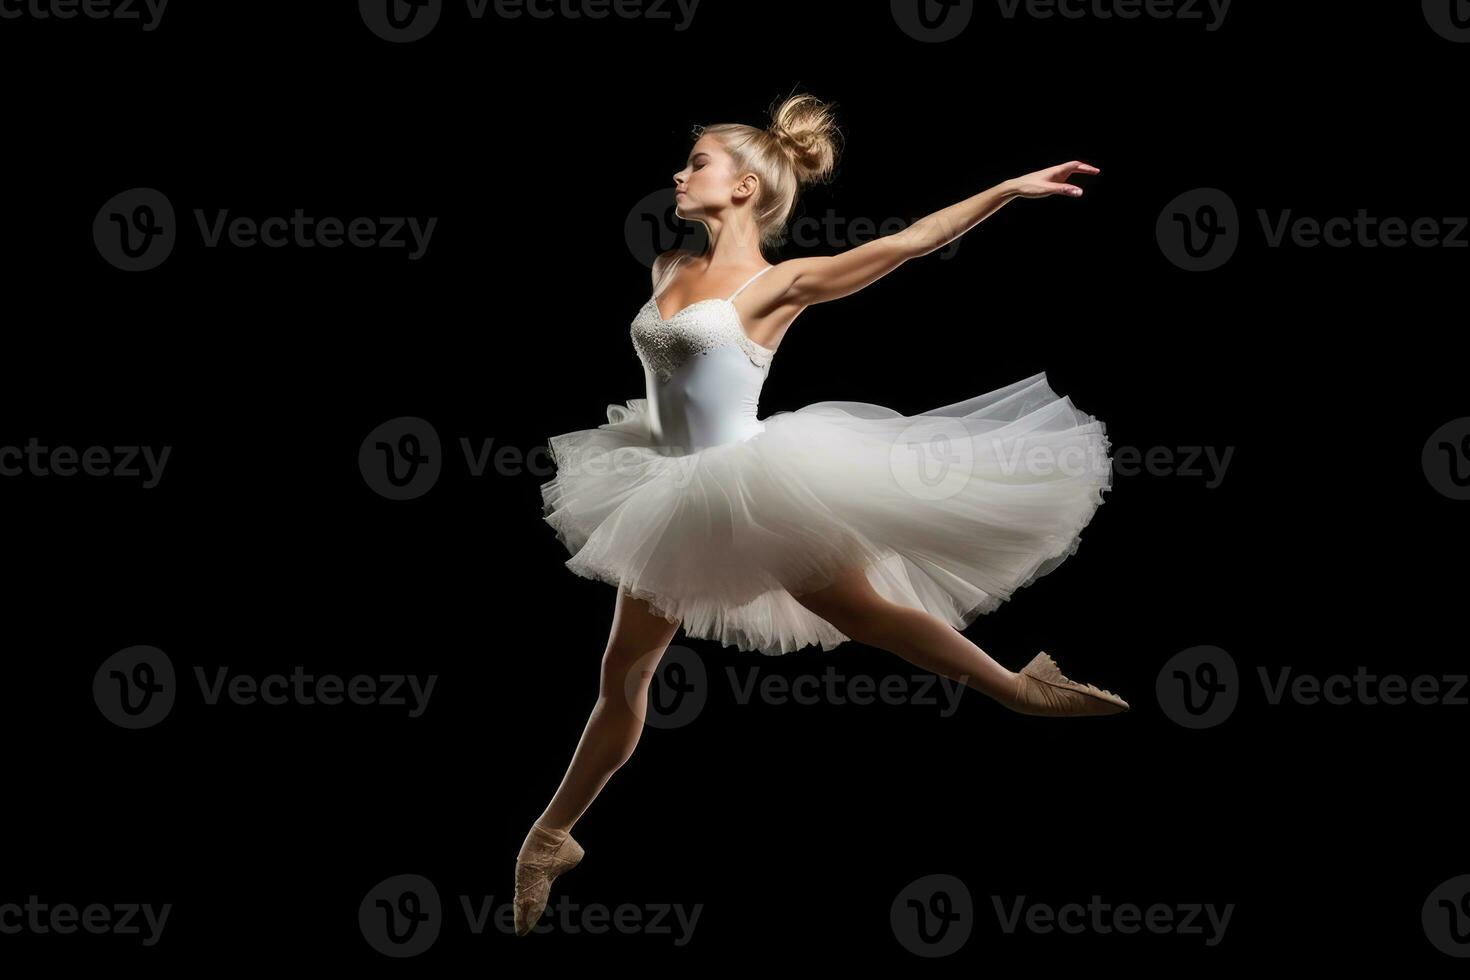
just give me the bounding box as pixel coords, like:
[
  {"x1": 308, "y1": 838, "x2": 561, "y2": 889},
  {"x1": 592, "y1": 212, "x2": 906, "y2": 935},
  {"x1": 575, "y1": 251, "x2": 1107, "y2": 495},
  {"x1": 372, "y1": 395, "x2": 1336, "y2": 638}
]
[{"x1": 696, "y1": 212, "x2": 765, "y2": 268}]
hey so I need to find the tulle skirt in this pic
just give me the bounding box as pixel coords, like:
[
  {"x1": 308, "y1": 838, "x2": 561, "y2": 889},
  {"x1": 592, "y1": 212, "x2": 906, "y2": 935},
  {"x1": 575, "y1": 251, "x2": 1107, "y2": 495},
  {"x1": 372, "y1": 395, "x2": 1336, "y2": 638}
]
[{"x1": 540, "y1": 371, "x2": 1113, "y2": 655}]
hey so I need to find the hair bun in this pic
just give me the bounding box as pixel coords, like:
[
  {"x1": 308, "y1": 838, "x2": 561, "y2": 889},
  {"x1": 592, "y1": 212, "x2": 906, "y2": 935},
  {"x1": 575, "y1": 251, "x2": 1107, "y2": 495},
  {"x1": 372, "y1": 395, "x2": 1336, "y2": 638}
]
[{"x1": 766, "y1": 92, "x2": 841, "y2": 188}]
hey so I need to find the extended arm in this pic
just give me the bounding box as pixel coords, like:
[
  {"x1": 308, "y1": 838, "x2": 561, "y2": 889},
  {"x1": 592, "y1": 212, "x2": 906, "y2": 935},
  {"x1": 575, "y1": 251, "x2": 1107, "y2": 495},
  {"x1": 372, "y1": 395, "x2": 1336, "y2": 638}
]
[{"x1": 779, "y1": 160, "x2": 1100, "y2": 307}]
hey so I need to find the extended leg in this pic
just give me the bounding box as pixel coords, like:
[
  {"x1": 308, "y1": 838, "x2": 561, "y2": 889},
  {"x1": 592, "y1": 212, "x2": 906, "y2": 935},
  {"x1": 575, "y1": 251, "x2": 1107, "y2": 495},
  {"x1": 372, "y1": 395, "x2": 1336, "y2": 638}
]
[
  {"x1": 792, "y1": 567, "x2": 1128, "y2": 715},
  {"x1": 792, "y1": 567, "x2": 1019, "y2": 701},
  {"x1": 514, "y1": 584, "x2": 682, "y2": 935}
]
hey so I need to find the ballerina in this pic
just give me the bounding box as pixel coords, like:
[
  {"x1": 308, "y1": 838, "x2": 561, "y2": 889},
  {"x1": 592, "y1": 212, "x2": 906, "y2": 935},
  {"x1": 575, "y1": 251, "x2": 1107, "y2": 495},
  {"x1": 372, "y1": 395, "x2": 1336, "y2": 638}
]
[{"x1": 516, "y1": 91, "x2": 1127, "y2": 936}]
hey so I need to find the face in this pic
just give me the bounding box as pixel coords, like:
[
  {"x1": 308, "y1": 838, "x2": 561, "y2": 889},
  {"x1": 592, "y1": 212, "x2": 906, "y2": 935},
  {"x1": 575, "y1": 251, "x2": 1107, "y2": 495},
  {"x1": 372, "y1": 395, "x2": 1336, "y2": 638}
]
[{"x1": 672, "y1": 134, "x2": 753, "y2": 219}]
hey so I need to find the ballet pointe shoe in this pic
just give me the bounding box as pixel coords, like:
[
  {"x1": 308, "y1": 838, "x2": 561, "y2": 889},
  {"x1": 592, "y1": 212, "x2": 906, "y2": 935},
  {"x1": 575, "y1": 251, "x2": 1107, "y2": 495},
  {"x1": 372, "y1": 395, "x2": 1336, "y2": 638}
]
[
  {"x1": 1003, "y1": 651, "x2": 1130, "y2": 717},
  {"x1": 513, "y1": 821, "x2": 585, "y2": 936}
]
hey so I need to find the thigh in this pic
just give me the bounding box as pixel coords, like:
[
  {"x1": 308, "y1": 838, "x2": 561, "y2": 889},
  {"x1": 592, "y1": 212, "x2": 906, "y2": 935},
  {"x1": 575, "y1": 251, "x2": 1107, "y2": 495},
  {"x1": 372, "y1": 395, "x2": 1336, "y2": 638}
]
[
  {"x1": 603, "y1": 584, "x2": 682, "y2": 683},
  {"x1": 791, "y1": 565, "x2": 888, "y2": 636}
]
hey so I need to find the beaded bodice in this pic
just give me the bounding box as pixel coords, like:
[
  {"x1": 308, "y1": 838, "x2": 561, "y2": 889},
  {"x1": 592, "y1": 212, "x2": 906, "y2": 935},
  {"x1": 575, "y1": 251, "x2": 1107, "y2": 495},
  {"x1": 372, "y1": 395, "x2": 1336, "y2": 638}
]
[
  {"x1": 630, "y1": 265, "x2": 778, "y2": 384},
  {"x1": 627, "y1": 255, "x2": 778, "y2": 452}
]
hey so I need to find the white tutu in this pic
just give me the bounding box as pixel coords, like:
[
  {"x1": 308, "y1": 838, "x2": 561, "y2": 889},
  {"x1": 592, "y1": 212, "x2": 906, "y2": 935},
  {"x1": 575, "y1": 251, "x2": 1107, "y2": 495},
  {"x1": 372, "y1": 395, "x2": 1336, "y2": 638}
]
[{"x1": 541, "y1": 370, "x2": 1113, "y2": 655}]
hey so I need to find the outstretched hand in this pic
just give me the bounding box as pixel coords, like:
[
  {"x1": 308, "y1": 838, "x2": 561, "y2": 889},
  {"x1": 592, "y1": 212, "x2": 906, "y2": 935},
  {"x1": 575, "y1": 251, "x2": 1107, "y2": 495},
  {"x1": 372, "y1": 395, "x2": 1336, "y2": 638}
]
[{"x1": 1006, "y1": 161, "x2": 1100, "y2": 199}]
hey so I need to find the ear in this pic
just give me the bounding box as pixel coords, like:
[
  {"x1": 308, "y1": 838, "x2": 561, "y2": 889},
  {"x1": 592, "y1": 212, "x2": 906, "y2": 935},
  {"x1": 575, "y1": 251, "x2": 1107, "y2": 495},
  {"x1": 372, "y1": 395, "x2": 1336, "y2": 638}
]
[{"x1": 733, "y1": 173, "x2": 759, "y2": 201}]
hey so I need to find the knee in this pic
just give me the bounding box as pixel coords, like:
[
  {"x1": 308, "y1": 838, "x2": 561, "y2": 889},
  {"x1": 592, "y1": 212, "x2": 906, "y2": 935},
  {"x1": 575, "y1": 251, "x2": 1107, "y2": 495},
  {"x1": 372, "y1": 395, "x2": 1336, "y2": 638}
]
[{"x1": 599, "y1": 644, "x2": 662, "y2": 695}]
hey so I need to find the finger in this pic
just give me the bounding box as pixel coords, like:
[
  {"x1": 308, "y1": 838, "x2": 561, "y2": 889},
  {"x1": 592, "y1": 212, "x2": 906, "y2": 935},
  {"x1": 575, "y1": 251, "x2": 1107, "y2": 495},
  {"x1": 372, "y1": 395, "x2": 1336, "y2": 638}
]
[
  {"x1": 1057, "y1": 161, "x2": 1100, "y2": 177},
  {"x1": 1053, "y1": 183, "x2": 1083, "y2": 197}
]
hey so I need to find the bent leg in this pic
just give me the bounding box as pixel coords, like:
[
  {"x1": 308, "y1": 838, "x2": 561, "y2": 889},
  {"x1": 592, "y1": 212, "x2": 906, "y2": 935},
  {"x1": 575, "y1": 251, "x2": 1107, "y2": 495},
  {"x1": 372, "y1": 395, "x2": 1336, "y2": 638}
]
[
  {"x1": 533, "y1": 584, "x2": 681, "y2": 834},
  {"x1": 793, "y1": 566, "x2": 1019, "y2": 702}
]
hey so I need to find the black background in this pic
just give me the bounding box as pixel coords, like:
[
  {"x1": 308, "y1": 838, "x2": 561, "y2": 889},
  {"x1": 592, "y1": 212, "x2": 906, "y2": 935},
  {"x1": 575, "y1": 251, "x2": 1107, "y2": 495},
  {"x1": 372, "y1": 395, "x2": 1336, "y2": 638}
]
[{"x1": 2, "y1": 0, "x2": 1466, "y2": 969}]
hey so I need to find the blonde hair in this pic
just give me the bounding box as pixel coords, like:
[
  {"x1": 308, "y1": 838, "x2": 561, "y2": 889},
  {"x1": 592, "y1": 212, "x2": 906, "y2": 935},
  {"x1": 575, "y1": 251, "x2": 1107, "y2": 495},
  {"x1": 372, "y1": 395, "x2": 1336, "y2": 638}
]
[{"x1": 692, "y1": 91, "x2": 843, "y2": 250}]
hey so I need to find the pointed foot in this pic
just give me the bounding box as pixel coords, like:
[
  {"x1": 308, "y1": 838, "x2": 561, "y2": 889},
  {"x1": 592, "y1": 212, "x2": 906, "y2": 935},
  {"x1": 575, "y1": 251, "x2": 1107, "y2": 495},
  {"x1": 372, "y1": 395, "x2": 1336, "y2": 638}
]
[
  {"x1": 1005, "y1": 650, "x2": 1129, "y2": 717},
  {"x1": 513, "y1": 826, "x2": 585, "y2": 936}
]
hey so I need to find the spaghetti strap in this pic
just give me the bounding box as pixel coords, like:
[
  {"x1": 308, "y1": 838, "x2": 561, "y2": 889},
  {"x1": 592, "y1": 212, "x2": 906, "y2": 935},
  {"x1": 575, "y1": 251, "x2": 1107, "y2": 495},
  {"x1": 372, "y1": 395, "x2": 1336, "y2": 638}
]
[
  {"x1": 653, "y1": 250, "x2": 692, "y2": 299},
  {"x1": 727, "y1": 265, "x2": 773, "y2": 302}
]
